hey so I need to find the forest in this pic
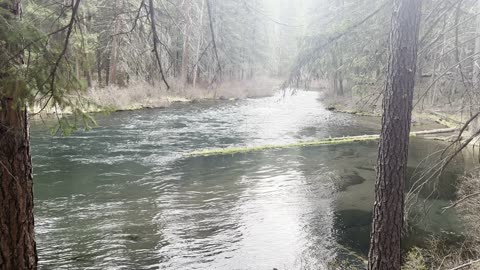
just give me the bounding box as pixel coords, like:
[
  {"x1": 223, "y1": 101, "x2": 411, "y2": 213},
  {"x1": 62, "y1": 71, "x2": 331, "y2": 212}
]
[{"x1": 1, "y1": 0, "x2": 480, "y2": 269}]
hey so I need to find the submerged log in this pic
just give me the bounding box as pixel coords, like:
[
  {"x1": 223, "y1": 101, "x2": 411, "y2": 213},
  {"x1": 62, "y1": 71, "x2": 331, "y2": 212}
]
[
  {"x1": 411, "y1": 127, "x2": 458, "y2": 135},
  {"x1": 187, "y1": 127, "x2": 459, "y2": 157},
  {"x1": 187, "y1": 135, "x2": 380, "y2": 157}
]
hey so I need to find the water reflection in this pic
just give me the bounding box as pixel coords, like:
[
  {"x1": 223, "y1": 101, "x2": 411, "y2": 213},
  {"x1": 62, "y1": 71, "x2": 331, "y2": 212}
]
[{"x1": 31, "y1": 91, "x2": 465, "y2": 269}]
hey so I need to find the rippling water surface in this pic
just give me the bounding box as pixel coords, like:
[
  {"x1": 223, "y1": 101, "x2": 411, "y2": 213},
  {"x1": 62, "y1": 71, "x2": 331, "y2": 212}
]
[{"x1": 32, "y1": 91, "x2": 464, "y2": 269}]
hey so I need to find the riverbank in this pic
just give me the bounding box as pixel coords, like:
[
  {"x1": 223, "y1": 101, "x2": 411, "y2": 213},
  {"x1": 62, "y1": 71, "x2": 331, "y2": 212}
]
[
  {"x1": 403, "y1": 170, "x2": 480, "y2": 270},
  {"x1": 318, "y1": 90, "x2": 480, "y2": 269},
  {"x1": 323, "y1": 95, "x2": 463, "y2": 141},
  {"x1": 31, "y1": 77, "x2": 282, "y2": 115},
  {"x1": 31, "y1": 91, "x2": 462, "y2": 269},
  {"x1": 321, "y1": 95, "x2": 480, "y2": 269}
]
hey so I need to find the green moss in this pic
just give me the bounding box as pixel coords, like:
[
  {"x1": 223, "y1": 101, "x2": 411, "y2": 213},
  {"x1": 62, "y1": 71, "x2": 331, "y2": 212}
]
[
  {"x1": 402, "y1": 247, "x2": 427, "y2": 270},
  {"x1": 187, "y1": 128, "x2": 453, "y2": 157},
  {"x1": 187, "y1": 135, "x2": 380, "y2": 157},
  {"x1": 334, "y1": 109, "x2": 381, "y2": 117}
]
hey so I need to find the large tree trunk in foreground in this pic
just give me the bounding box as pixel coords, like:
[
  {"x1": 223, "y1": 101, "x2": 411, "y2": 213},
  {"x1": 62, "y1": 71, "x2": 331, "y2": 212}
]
[
  {"x1": 368, "y1": 0, "x2": 422, "y2": 270},
  {"x1": 0, "y1": 1, "x2": 38, "y2": 269},
  {"x1": 0, "y1": 100, "x2": 37, "y2": 270}
]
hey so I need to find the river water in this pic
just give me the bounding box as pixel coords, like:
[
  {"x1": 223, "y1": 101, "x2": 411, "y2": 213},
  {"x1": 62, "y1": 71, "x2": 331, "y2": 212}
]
[{"x1": 31, "y1": 91, "x2": 465, "y2": 270}]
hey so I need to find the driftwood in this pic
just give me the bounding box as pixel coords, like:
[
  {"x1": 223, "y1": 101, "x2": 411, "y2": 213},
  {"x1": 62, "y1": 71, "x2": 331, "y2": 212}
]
[
  {"x1": 447, "y1": 258, "x2": 480, "y2": 270},
  {"x1": 442, "y1": 192, "x2": 480, "y2": 213},
  {"x1": 411, "y1": 127, "x2": 459, "y2": 135}
]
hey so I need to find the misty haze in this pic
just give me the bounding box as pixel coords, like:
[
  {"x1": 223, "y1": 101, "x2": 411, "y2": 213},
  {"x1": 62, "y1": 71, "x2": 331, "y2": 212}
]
[{"x1": 1, "y1": 0, "x2": 480, "y2": 269}]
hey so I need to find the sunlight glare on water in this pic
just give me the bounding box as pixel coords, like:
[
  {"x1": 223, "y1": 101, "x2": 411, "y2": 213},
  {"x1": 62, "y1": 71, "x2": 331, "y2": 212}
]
[{"x1": 31, "y1": 91, "x2": 463, "y2": 269}]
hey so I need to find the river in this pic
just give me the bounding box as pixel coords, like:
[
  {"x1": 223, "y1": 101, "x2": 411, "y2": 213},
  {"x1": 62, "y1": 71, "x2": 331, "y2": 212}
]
[{"x1": 31, "y1": 91, "x2": 465, "y2": 269}]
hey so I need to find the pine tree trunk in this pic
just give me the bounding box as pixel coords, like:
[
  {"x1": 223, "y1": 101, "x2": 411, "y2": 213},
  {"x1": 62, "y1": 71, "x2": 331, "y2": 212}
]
[
  {"x1": 333, "y1": 1, "x2": 344, "y2": 96},
  {"x1": 193, "y1": 0, "x2": 205, "y2": 89},
  {"x1": 367, "y1": 0, "x2": 422, "y2": 269},
  {"x1": 469, "y1": 0, "x2": 480, "y2": 136},
  {"x1": 109, "y1": 0, "x2": 120, "y2": 86},
  {"x1": 0, "y1": 1, "x2": 38, "y2": 269},
  {"x1": 96, "y1": 50, "x2": 103, "y2": 86},
  {"x1": 82, "y1": 14, "x2": 93, "y2": 88},
  {"x1": 105, "y1": 58, "x2": 110, "y2": 86},
  {"x1": 0, "y1": 100, "x2": 37, "y2": 270},
  {"x1": 148, "y1": 0, "x2": 170, "y2": 89},
  {"x1": 180, "y1": 33, "x2": 190, "y2": 86},
  {"x1": 180, "y1": 0, "x2": 192, "y2": 88},
  {"x1": 473, "y1": 0, "x2": 480, "y2": 89}
]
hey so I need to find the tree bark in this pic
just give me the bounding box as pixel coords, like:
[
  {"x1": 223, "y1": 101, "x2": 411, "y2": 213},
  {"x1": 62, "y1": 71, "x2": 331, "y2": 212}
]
[
  {"x1": 180, "y1": 0, "x2": 192, "y2": 88},
  {"x1": 0, "y1": 1, "x2": 38, "y2": 269},
  {"x1": 333, "y1": 1, "x2": 344, "y2": 96},
  {"x1": 148, "y1": 0, "x2": 170, "y2": 90},
  {"x1": 473, "y1": 0, "x2": 480, "y2": 89},
  {"x1": 469, "y1": 0, "x2": 480, "y2": 136},
  {"x1": 206, "y1": 0, "x2": 222, "y2": 82},
  {"x1": 105, "y1": 58, "x2": 110, "y2": 86},
  {"x1": 332, "y1": 44, "x2": 344, "y2": 96},
  {"x1": 193, "y1": 0, "x2": 205, "y2": 89},
  {"x1": 0, "y1": 100, "x2": 37, "y2": 270},
  {"x1": 82, "y1": 13, "x2": 93, "y2": 88},
  {"x1": 96, "y1": 49, "x2": 103, "y2": 86},
  {"x1": 108, "y1": 0, "x2": 120, "y2": 85},
  {"x1": 367, "y1": 0, "x2": 422, "y2": 270}
]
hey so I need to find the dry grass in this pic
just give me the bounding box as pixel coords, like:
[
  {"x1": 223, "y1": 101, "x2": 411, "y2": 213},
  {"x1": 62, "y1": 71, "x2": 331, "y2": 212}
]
[
  {"x1": 183, "y1": 76, "x2": 281, "y2": 100},
  {"x1": 86, "y1": 77, "x2": 280, "y2": 111},
  {"x1": 457, "y1": 171, "x2": 480, "y2": 245},
  {"x1": 403, "y1": 170, "x2": 480, "y2": 270},
  {"x1": 86, "y1": 81, "x2": 185, "y2": 111}
]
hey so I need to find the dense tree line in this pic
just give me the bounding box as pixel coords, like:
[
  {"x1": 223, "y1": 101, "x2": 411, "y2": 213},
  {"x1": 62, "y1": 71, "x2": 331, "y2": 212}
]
[
  {"x1": 292, "y1": 0, "x2": 480, "y2": 269},
  {"x1": 2, "y1": 0, "x2": 480, "y2": 269},
  {"x1": 295, "y1": 0, "x2": 480, "y2": 119},
  {"x1": 20, "y1": 0, "x2": 301, "y2": 92},
  {"x1": 0, "y1": 0, "x2": 301, "y2": 267}
]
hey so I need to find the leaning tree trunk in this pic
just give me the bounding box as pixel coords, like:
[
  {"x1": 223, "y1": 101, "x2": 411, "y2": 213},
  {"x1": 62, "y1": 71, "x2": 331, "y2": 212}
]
[
  {"x1": 0, "y1": 100, "x2": 37, "y2": 270},
  {"x1": 148, "y1": 0, "x2": 170, "y2": 90},
  {"x1": 0, "y1": 1, "x2": 38, "y2": 269},
  {"x1": 367, "y1": 0, "x2": 422, "y2": 270}
]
